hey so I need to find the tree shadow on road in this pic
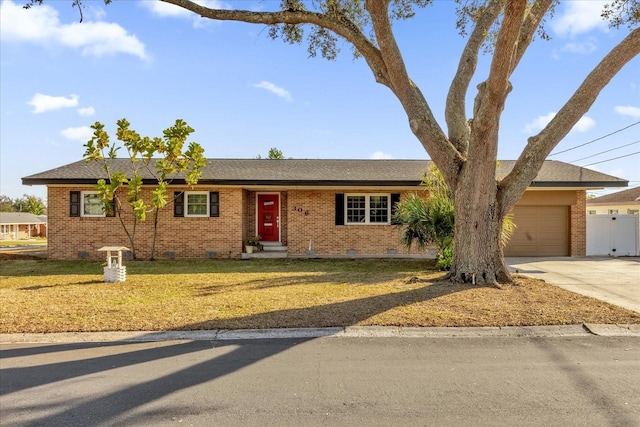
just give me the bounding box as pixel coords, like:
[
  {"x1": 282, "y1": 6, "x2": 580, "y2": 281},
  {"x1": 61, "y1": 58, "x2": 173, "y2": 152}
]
[{"x1": 1, "y1": 281, "x2": 471, "y2": 425}]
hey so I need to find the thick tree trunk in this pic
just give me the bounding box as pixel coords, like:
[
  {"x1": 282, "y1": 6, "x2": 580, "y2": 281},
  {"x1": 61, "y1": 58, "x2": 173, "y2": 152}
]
[{"x1": 448, "y1": 161, "x2": 512, "y2": 286}]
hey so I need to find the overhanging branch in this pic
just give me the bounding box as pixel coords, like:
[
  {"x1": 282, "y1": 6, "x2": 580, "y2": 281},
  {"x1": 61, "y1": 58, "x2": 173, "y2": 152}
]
[
  {"x1": 500, "y1": 27, "x2": 640, "y2": 209},
  {"x1": 160, "y1": 0, "x2": 390, "y2": 85},
  {"x1": 446, "y1": 0, "x2": 503, "y2": 156}
]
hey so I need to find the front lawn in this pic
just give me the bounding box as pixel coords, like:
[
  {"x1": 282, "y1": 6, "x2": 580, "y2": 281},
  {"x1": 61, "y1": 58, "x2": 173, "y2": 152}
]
[{"x1": 1, "y1": 258, "x2": 638, "y2": 333}]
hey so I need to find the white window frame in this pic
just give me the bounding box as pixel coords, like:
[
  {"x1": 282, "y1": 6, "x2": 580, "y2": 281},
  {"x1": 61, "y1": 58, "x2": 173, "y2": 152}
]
[
  {"x1": 81, "y1": 191, "x2": 105, "y2": 217},
  {"x1": 345, "y1": 193, "x2": 391, "y2": 225},
  {"x1": 185, "y1": 191, "x2": 209, "y2": 217}
]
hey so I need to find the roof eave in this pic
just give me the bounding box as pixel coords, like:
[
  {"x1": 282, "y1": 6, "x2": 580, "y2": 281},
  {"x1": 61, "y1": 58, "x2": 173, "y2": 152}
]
[{"x1": 529, "y1": 181, "x2": 628, "y2": 189}]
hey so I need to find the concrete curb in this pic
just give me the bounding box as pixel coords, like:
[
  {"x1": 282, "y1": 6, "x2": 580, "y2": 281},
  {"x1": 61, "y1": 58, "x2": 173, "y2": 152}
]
[{"x1": 2, "y1": 324, "x2": 639, "y2": 343}]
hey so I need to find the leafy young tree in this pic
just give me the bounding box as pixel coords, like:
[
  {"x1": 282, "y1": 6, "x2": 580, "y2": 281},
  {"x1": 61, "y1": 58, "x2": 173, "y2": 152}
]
[
  {"x1": 27, "y1": 0, "x2": 640, "y2": 284},
  {"x1": 84, "y1": 118, "x2": 206, "y2": 260}
]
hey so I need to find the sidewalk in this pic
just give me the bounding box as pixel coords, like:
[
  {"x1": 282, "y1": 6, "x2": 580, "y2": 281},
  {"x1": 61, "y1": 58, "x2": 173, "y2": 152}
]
[{"x1": 2, "y1": 324, "x2": 640, "y2": 343}]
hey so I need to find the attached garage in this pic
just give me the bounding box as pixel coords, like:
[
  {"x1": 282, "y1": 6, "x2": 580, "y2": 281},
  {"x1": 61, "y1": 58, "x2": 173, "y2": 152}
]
[{"x1": 505, "y1": 205, "x2": 569, "y2": 256}]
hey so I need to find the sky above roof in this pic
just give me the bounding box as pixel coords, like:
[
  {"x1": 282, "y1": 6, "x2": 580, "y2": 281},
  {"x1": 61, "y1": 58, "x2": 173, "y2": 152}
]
[{"x1": 1, "y1": 0, "x2": 639, "y2": 201}]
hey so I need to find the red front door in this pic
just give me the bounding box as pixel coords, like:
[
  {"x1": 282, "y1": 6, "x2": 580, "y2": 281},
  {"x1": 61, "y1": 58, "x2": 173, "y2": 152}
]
[{"x1": 257, "y1": 194, "x2": 279, "y2": 242}]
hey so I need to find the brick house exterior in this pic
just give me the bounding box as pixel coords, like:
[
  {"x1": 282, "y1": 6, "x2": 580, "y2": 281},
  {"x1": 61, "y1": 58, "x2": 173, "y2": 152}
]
[
  {"x1": 0, "y1": 212, "x2": 47, "y2": 240},
  {"x1": 24, "y1": 159, "x2": 626, "y2": 260}
]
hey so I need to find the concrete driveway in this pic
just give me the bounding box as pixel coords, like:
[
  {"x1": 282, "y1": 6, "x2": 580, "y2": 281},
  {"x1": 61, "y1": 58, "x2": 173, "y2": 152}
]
[{"x1": 506, "y1": 257, "x2": 640, "y2": 313}]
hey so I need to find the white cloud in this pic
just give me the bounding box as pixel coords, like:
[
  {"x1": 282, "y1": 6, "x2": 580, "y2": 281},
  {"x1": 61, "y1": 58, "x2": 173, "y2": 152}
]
[
  {"x1": 614, "y1": 105, "x2": 640, "y2": 119},
  {"x1": 551, "y1": 1, "x2": 609, "y2": 37},
  {"x1": 61, "y1": 126, "x2": 93, "y2": 142},
  {"x1": 140, "y1": 0, "x2": 226, "y2": 28},
  {"x1": 78, "y1": 106, "x2": 96, "y2": 116},
  {"x1": 524, "y1": 112, "x2": 595, "y2": 133},
  {"x1": 369, "y1": 151, "x2": 395, "y2": 159},
  {"x1": 28, "y1": 93, "x2": 79, "y2": 114},
  {"x1": 573, "y1": 116, "x2": 596, "y2": 132},
  {"x1": 0, "y1": 0, "x2": 148, "y2": 60},
  {"x1": 524, "y1": 112, "x2": 556, "y2": 133},
  {"x1": 252, "y1": 81, "x2": 293, "y2": 102},
  {"x1": 561, "y1": 39, "x2": 598, "y2": 55}
]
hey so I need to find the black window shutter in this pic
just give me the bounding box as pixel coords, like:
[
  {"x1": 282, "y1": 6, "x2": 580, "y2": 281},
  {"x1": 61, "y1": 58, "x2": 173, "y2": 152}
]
[
  {"x1": 106, "y1": 199, "x2": 116, "y2": 217},
  {"x1": 174, "y1": 192, "x2": 184, "y2": 217},
  {"x1": 70, "y1": 191, "x2": 80, "y2": 217},
  {"x1": 390, "y1": 193, "x2": 401, "y2": 225},
  {"x1": 335, "y1": 193, "x2": 344, "y2": 225},
  {"x1": 209, "y1": 192, "x2": 219, "y2": 217}
]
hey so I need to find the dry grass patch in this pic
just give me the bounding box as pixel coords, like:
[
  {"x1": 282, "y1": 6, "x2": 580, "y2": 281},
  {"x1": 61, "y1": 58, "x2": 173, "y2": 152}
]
[{"x1": 1, "y1": 258, "x2": 638, "y2": 333}]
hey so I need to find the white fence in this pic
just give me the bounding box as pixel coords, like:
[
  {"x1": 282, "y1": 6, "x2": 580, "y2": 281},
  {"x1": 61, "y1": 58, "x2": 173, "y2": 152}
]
[{"x1": 586, "y1": 214, "x2": 639, "y2": 256}]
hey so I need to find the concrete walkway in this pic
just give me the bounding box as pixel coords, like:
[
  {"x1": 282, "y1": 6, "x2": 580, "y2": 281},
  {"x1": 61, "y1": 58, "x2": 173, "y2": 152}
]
[{"x1": 506, "y1": 257, "x2": 640, "y2": 313}]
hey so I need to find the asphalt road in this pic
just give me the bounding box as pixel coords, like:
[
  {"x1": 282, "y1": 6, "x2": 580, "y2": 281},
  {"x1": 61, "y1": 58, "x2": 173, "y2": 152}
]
[{"x1": 2, "y1": 336, "x2": 639, "y2": 426}]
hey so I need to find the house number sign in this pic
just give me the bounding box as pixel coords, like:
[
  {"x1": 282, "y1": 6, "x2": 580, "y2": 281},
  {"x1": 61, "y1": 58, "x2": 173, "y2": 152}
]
[{"x1": 292, "y1": 206, "x2": 310, "y2": 216}]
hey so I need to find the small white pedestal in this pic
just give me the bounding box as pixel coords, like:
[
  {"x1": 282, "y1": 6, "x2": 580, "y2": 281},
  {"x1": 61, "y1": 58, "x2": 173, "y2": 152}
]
[{"x1": 98, "y1": 246, "x2": 130, "y2": 283}]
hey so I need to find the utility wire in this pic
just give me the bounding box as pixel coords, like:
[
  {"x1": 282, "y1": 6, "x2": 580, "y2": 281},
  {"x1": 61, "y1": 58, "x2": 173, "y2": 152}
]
[
  {"x1": 580, "y1": 151, "x2": 640, "y2": 167},
  {"x1": 549, "y1": 120, "x2": 640, "y2": 156},
  {"x1": 570, "y1": 140, "x2": 640, "y2": 162}
]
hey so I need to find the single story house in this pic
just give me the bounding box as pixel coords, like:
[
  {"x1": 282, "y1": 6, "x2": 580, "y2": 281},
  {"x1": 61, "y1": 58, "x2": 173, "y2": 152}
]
[
  {"x1": 22, "y1": 159, "x2": 627, "y2": 260},
  {"x1": 587, "y1": 186, "x2": 640, "y2": 215},
  {"x1": 0, "y1": 212, "x2": 47, "y2": 240}
]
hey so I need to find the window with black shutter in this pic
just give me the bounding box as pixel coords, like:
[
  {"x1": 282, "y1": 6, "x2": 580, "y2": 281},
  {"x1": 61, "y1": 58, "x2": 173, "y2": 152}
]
[
  {"x1": 174, "y1": 192, "x2": 184, "y2": 217},
  {"x1": 335, "y1": 193, "x2": 344, "y2": 225},
  {"x1": 210, "y1": 192, "x2": 219, "y2": 217},
  {"x1": 70, "y1": 191, "x2": 80, "y2": 217}
]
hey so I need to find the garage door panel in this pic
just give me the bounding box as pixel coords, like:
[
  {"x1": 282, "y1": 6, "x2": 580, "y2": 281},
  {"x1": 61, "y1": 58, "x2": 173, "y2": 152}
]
[{"x1": 505, "y1": 206, "x2": 569, "y2": 256}]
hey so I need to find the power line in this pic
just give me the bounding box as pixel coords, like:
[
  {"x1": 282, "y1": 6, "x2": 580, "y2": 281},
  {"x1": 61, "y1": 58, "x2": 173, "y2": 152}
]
[
  {"x1": 580, "y1": 151, "x2": 640, "y2": 167},
  {"x1": 549, "y1": 120, "x2": 640, "y2": 156},
  {"x1": 570, "y1": 140, "x2": 640, "y2": 162}
]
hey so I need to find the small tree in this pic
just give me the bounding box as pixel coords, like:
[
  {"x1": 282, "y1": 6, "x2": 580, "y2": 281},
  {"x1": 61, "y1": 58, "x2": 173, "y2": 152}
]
[
  {"x1": 257, "y1": 147, "x2": 287, "y2": 159},
  {"x1": 83, "y1": 118, "x2": 206, "y2": 260},
  {"x1": 0, "y1": 195, "x2": 14, "y2": 212}
]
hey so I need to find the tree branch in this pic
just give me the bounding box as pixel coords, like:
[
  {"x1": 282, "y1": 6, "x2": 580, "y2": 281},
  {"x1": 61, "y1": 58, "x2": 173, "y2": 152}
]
[
  {"x1": 160, "y1": 0, "x2": 390, "y2": 85},
  {"x1": 365, "y1": 0, "x2": 460, "y2": 186},
  {"x1": 513, "y1": 0, "x2": 554, "y2": 69},
  {"x1": 500, "y1": 27, "x2": 640, "y2": 210},
  {"x1": 473, "y1": 0, "x2": 527, "y2": 136},
  {"x1": 445, "y1": 0, "x2": 503, "y2": 156}
]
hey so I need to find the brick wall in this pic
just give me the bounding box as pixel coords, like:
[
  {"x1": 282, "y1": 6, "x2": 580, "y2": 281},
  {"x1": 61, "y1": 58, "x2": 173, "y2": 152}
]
[
  {"x1": 48, "y1": 185, "x2": 585, "y2": 259},
  {"x1": 285, "y1": 190, "x2": 420, "y2": 255},
  {"x1": 48, "y1": 186, "x2": 245, "y2": 260},
  {"x1": 571, "y1": 190, "x2": 587, "y2": 256}
]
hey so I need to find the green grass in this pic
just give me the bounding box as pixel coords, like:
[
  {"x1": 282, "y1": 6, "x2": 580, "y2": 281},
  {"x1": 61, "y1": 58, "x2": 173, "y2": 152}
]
[
  {"x1": 0, "y1": 238, "x2": 47, "y2": 246},
  {"x1": 1, "y1": 258, "x2": 638, "y2": 333}
]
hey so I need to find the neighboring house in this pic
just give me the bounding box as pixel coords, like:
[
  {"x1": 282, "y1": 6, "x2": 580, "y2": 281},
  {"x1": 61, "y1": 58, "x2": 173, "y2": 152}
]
[
  {"x1": 22, "y1": 159, "x2": 627, "y2": 260},
  {"x1": 586, "y1": 186, "x2": 640, "y2": 215},
  {"x1": 0, "y1": 212, "x2": 47, "y2": 240}
]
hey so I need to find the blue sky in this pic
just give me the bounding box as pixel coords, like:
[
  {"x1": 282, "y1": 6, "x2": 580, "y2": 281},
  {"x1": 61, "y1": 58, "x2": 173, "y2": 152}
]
[{"x1": 1, "y1": 0, "x2": 639, "y2": 202}]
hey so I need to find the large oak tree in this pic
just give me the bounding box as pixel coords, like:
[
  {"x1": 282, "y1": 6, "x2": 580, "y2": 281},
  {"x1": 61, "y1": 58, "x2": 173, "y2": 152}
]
[{"x1": 29, "y1": 0, "x2": 640, "y2": 284}]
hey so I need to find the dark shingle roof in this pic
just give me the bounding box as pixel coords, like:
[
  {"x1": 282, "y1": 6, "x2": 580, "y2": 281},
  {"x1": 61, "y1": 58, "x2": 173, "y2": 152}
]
[
  {"x1": 587, "y1": 186, "x2": 640, "y2": 204},
  {"x1": 22, "y1": 158, "x2": 628, "y2": 188},
  {"x1": 0, "y1": 212, "x2": 47, "y2": 225}
]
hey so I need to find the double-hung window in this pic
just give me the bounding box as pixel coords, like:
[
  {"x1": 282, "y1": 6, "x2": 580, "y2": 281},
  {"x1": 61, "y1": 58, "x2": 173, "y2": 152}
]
[
  {"x1": 186, "y1": 192, "x2": 209, "y2": 217},
  {"x1": 345, "y1": 194, "x2": 390, "y2": 224},
  {"x1": 174, "y1": 191, "x2": 220, "y2": 218},
  {"x1": 81, "y1": 191, "x2": 105, "y2": 217}
]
